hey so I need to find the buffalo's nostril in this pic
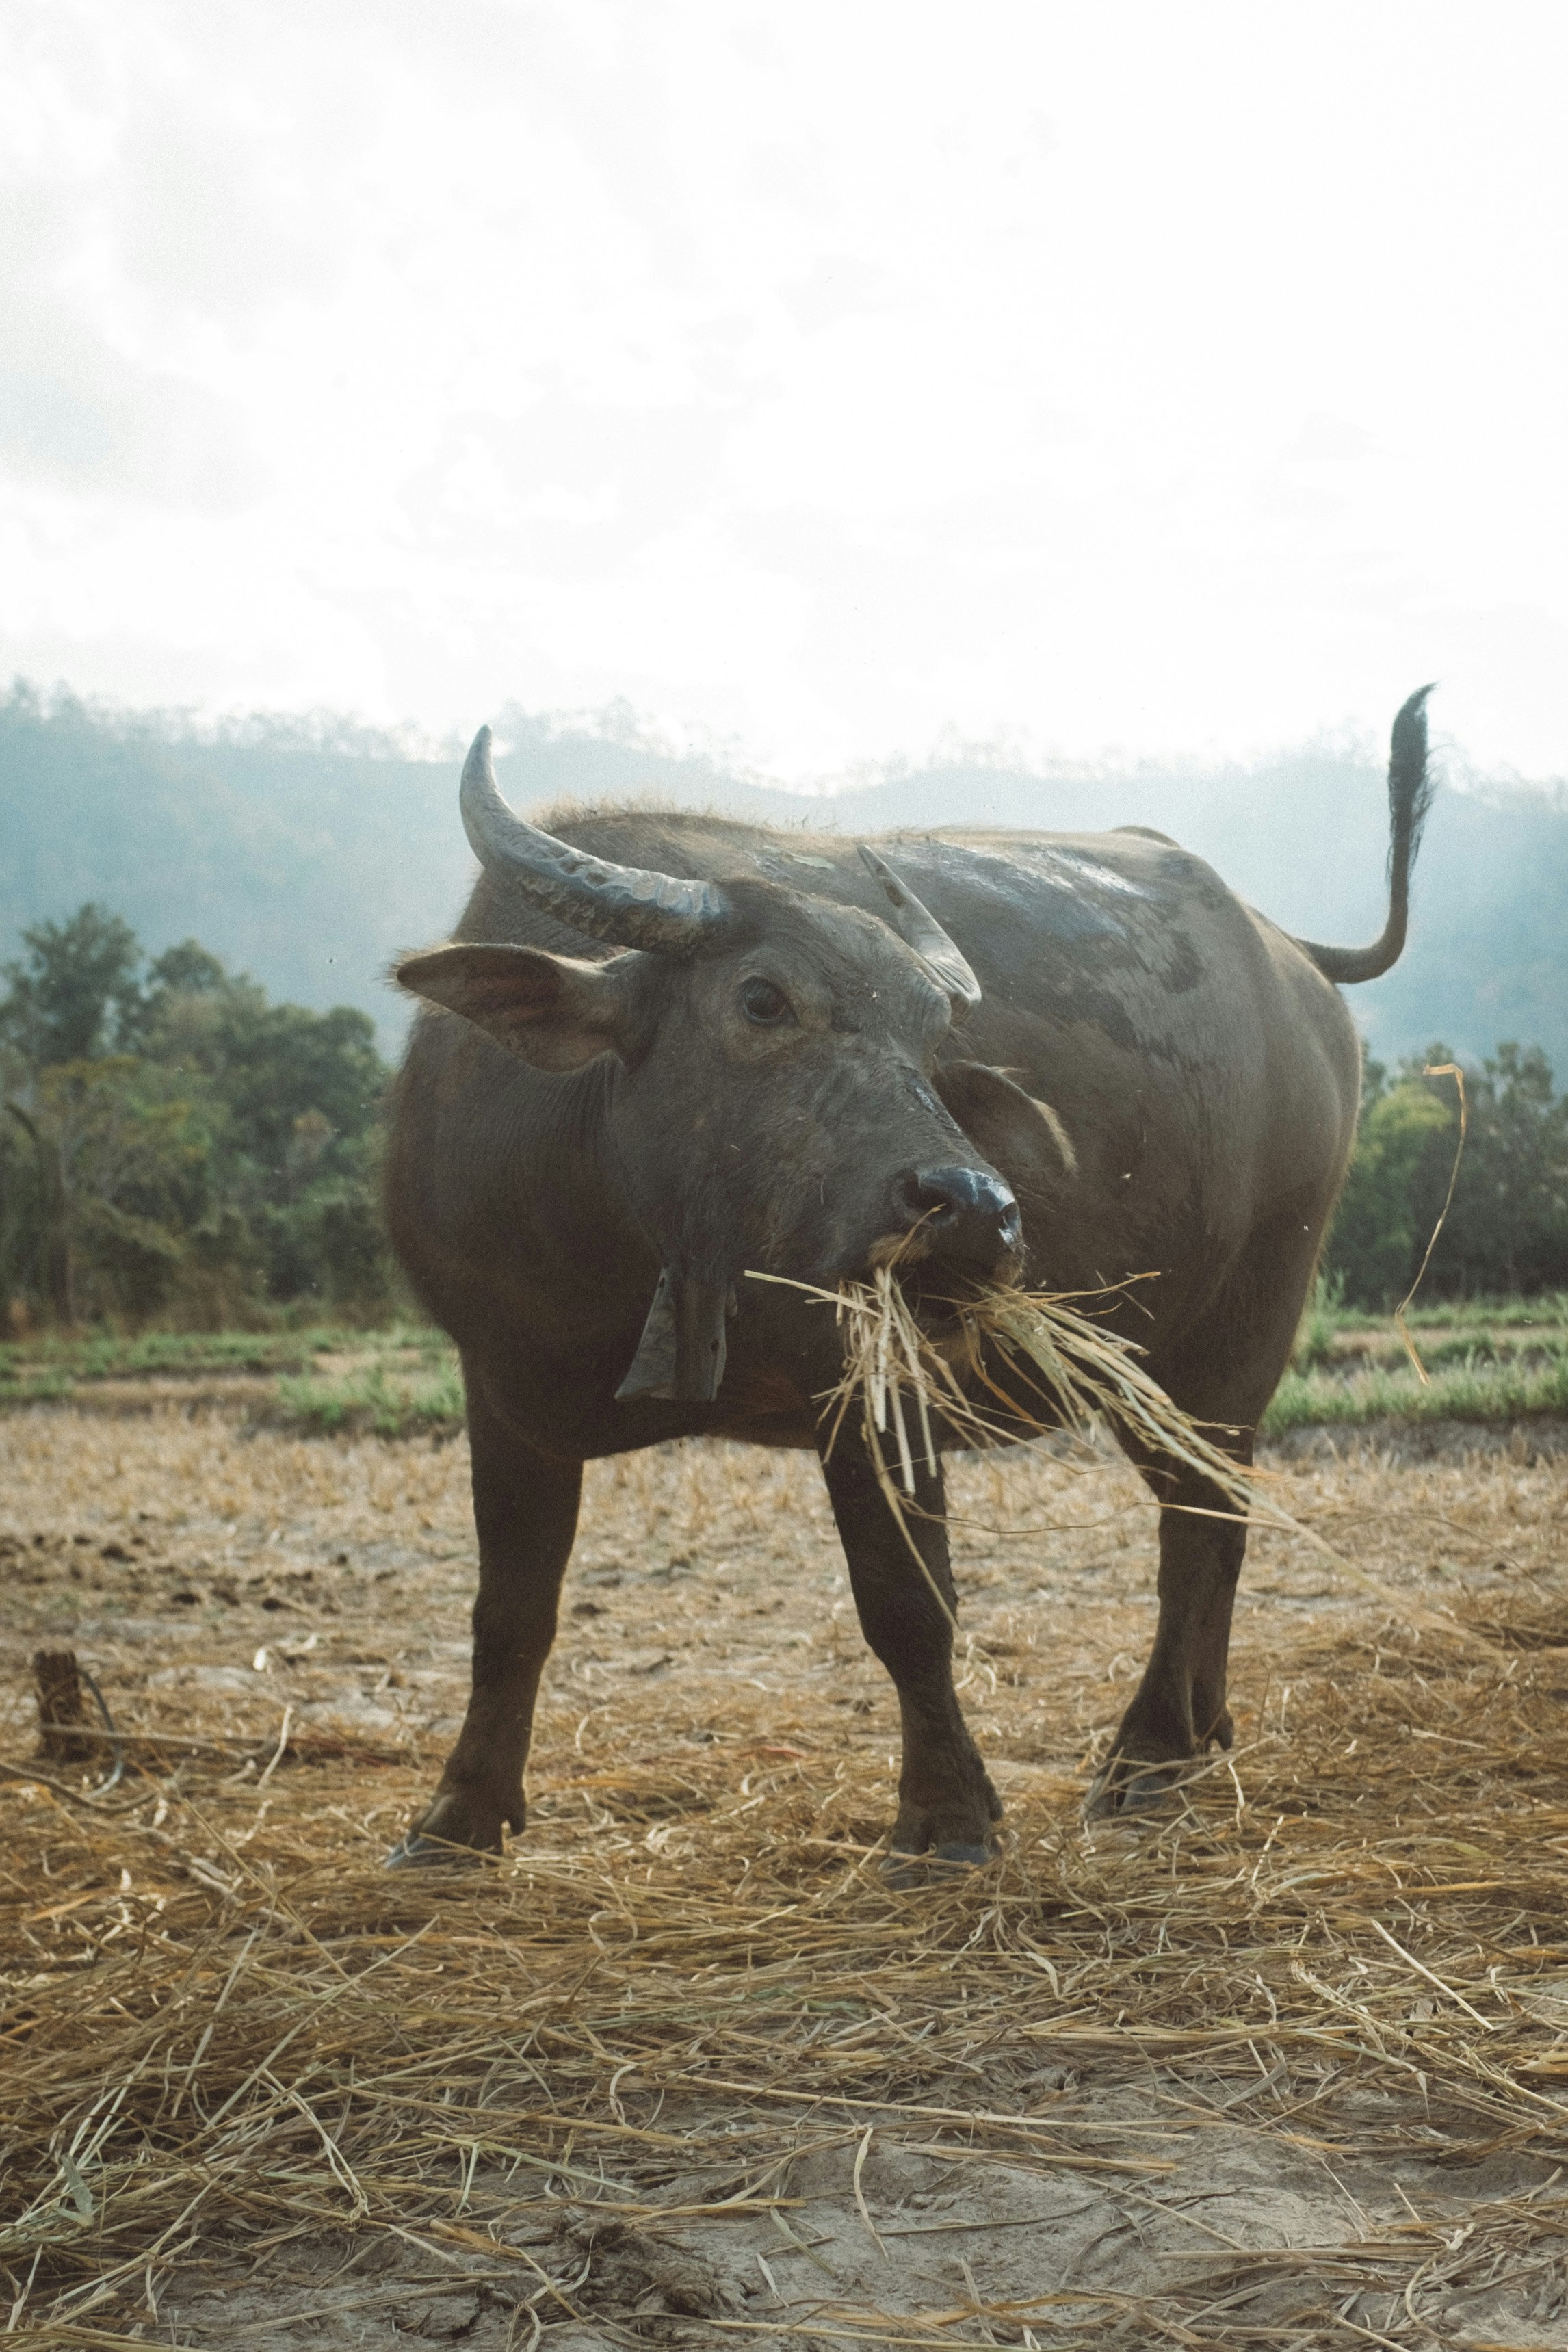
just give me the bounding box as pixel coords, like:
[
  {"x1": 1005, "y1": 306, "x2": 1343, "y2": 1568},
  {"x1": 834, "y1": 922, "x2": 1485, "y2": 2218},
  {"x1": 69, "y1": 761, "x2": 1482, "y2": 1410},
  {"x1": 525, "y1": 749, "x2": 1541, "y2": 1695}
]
[{"x1": 898, "y1": 1164, "x2": 1021, "y2": 1270}]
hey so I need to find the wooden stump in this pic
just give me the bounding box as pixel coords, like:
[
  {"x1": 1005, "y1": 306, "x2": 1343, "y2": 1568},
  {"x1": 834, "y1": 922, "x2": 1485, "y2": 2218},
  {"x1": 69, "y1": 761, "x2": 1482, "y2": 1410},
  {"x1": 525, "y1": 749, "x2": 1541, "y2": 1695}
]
[{"x1": 34, "y1": 1647, "x2": 95, "y2": 1764}]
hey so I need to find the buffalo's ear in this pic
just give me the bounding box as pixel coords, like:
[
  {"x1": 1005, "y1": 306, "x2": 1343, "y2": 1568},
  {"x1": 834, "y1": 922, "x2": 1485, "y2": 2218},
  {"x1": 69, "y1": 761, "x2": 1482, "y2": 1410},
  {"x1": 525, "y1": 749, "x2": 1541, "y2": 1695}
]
[
  {"x1": 932, "y1": 1061, "x2": 1077, "y2": 1197},
  {"x1": 395, "y1": 943, "x2": 641, "y2": 1072}
]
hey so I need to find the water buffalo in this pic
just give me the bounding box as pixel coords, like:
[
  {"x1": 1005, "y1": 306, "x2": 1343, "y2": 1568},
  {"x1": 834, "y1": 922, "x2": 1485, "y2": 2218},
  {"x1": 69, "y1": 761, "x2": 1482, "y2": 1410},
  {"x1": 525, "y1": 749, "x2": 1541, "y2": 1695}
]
[{"x1": 384, "y1": 689, "x2": 1432, "y2": 1865}]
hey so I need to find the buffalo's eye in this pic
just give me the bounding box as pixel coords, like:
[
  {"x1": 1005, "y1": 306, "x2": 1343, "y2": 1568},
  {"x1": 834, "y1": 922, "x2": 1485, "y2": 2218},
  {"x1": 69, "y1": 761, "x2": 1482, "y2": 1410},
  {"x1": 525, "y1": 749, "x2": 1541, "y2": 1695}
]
[{"x1": 740, "y1": 977, "x2": 796, "y2": 1027}]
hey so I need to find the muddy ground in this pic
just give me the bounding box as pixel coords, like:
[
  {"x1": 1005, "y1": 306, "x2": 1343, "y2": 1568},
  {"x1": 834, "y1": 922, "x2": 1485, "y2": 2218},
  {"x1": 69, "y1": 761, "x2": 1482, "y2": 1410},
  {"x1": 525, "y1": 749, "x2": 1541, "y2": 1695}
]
[{"x1": 4, "y1": 1406, "x2": 1568, "y2": 2348}]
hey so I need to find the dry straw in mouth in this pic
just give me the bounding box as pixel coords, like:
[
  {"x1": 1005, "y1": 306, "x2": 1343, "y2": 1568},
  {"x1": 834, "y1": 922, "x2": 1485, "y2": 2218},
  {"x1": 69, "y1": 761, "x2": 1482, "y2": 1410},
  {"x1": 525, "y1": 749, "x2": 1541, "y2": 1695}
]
[{"x1": 754, "y1": 1263, "x2": 1251, "y2": 1493}]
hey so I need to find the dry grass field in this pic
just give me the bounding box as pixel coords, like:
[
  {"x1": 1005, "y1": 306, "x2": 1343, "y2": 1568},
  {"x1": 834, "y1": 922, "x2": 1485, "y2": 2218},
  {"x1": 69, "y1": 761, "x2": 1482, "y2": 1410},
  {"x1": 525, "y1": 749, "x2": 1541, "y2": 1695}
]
[{"x1": 4, "y1": 1401, "x2": 1568, "y2": 2348}]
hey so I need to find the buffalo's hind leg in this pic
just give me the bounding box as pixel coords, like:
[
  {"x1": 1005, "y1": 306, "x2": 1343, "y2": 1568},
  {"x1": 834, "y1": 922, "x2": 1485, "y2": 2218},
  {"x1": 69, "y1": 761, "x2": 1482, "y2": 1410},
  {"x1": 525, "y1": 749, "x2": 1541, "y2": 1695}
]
[
  {"x1": 1087, "y1": 1445, "x2": 1250, "y2": 1818},
  {"x1": 819, "y1": 1436, "x2": 1001, "y2": 1874},
  {"x1": 388, "y1": 1374, "x2": 581, "y2": 1867}
]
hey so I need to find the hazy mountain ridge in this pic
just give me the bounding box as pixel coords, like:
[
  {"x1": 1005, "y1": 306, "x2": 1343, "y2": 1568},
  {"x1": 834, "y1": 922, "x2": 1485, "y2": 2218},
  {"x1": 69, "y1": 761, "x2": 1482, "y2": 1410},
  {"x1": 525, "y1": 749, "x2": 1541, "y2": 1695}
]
[{"x1": 5, "y1": 685, "x2": 1565, "y2": 1073}]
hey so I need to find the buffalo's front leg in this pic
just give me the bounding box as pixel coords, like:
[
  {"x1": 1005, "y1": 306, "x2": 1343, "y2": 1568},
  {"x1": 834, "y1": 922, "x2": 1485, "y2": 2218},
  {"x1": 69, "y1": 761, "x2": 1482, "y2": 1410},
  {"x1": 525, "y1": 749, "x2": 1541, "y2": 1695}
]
[
  {"x1": 389, "y1": 1381, "x2": 581, "y2": 1866},
  {"x1": 819, "y1": 1438, "x2": 1001, "y2": 1868},
  {"x1": 1088, "y1": 1453, "x2": 1249, "y2": 1816}
]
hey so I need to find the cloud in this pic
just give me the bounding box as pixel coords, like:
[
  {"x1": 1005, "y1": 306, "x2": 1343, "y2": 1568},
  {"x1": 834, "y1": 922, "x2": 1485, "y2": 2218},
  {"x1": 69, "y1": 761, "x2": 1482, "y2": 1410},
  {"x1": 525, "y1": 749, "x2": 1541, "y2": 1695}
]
[
  {"x1": 0, "y1": 0, "x2": 1564, "y2": 781},
  {"x1": 1283, "y1": 415, "x2": 1383, "y2": 464},
  {"x1": 0, "y1": 302, "x2": 265, "y2": 511}
]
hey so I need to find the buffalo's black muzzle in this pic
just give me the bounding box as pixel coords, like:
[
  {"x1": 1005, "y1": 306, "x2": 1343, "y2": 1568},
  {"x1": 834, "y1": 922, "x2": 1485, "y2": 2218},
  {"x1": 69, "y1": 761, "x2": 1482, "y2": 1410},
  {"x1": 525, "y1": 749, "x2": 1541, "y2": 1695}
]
[{"x1": 896, "y1": 1164, "x2": 1022, "y2": 1275}]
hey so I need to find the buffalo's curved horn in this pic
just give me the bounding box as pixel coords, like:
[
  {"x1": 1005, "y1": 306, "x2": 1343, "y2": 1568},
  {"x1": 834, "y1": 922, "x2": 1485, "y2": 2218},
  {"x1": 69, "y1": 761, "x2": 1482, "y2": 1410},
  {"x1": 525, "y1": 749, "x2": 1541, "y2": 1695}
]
[
  {"x1": 459, "y1": 727, "x2": 726, "y2": 954},
  {"x1": 857, "y1": 846, "x2": 981, "y2": 1021}
]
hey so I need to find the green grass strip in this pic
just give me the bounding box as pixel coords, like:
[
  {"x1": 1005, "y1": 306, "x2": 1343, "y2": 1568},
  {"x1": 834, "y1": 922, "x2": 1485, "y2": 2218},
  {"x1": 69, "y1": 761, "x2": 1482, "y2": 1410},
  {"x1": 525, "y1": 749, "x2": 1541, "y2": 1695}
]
[
  {"x1": 273, "y1": 1359, "x2": 466, "y2": 1439},
  {"x1": 1264, "y1": 1353, "x2": 1568, "y2": 1432},
  {"x1": 6, "y1": 1304, "x2": 1568, "y2": 1439}
]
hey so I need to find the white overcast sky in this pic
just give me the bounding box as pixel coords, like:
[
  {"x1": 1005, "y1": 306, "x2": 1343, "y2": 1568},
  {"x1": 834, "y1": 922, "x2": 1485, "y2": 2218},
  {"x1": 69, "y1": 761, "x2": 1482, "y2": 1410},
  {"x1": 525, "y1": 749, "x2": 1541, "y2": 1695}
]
[{"x1": 2, "y1": 1, "x2": 1565, "y2": 783}]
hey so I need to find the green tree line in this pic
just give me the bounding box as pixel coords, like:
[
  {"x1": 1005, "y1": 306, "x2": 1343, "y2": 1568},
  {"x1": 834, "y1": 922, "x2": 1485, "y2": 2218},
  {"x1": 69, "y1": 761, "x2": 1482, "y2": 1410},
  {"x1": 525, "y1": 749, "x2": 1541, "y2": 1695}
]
[
  {"x1": 1324, "y1": 1043, "x2": 1568, "y2": 1306},
  {"x1": 1, "y1": 904, "x2": 395, "y2": 1330},
  {"x1": 3, "y1": 901, "x2": 1565, "y2": 1333}
]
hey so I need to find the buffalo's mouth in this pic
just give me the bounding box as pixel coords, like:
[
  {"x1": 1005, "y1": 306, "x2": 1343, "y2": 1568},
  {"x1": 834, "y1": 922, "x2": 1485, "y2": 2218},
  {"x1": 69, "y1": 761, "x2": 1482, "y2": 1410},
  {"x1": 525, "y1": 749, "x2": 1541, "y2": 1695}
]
[
  {"x1": 861, "y1": 1179, "x2": 1026, "y2": 1368},
  {"x1": 861, "y1": 1253, "x2": 1015, "y2": 1359},
  {"x1": 867, "y1": 1162, "x2": 1023, "y2": 1285}
]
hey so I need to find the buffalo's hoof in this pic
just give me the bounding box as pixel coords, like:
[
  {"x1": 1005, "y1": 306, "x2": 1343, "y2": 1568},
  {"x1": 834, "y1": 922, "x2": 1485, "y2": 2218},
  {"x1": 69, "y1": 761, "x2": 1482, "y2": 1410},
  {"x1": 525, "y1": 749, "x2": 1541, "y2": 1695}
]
[
  {"x1": 1084, "y1": 1758, "x2": 1182, "y2": 1822},
  {"x1": 883, "y1": 1841, "x2": 996, "y2": 1888},
  {"x1": 384, "y1": 1831, "x2": 493, "y2": 1870}
]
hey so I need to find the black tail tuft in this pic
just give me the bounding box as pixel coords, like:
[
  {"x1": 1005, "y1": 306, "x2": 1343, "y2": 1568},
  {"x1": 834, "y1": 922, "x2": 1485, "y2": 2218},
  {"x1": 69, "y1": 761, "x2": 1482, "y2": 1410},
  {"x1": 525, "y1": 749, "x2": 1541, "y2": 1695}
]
[
  {"x1": 1298, "y1": 685, "x2": 1436, "y2": 986},
  {"x1": 1386, "y1": 682, "x2": 1436, "y2": 886}
]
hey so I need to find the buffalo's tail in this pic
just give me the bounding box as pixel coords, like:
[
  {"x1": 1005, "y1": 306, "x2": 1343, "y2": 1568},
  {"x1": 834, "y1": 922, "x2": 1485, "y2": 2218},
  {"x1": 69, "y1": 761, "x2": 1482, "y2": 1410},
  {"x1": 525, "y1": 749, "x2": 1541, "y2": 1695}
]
[{"x1": 1297, "y1": 684, "x2": 1435, "y2": 985}]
